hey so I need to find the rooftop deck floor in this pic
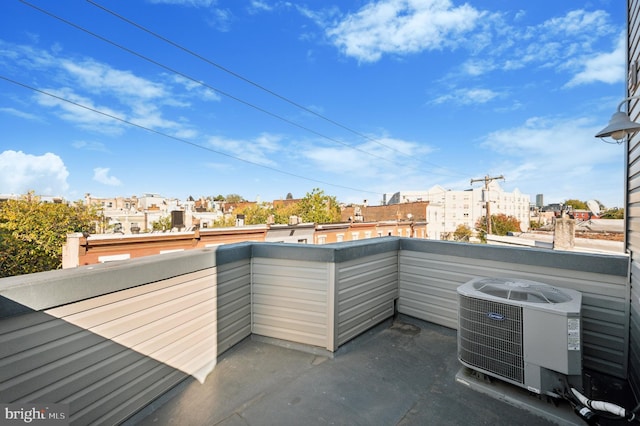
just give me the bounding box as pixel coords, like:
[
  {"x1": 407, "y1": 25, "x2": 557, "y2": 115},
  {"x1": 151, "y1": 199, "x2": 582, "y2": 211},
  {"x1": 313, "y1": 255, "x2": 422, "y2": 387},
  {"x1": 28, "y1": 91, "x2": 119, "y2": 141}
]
[{"x1": 127, "y1": 316, "x2": 593, "y2": 426}]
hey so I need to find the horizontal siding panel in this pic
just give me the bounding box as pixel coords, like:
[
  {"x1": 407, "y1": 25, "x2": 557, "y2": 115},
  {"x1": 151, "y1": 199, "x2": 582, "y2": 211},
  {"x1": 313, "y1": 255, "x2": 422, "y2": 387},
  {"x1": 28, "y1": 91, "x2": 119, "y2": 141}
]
[
  {"x1": 399, "y1": 297, "x2": 458, "y2": 330},
  {"x1": 630, "y1": 262, "x2": 640, "y2": 399},
  {"x1": 251, "y1": 257, "x2": 328, "y2": 348},
  {"x1": 336, "y1": 252, "x2": 398, "y2": 346},
  {"x1": 338, "y1": 302, "x2": 394, "y2": 346},
  {"x1": 338, "y1": 278, "x2": 396, "y2": 312},
  {"x1": 0, "y1": 268, "x2": 218, "y2": 425},
  {"x1": 252, "y1": 323, "x2": 325, "y2": 347},
  {"x1": 339, "y1": 288, "x2": 397, "y2": 324},
  {"x1": 252, "y1": 284, "x2": 326, "y2": 303},
  {"x1": 217, "y1": 259, "x2": 251, "y2": 355},
  {"x1": 398, "y1": 249, "x2": 629, "y2": 378},
  {"x1": 252, "y1": 258, "x2": 329, "y2": 280},
  {"x1": 252, "y1": 293, "x2": 325, "y2": 313},
  {"x1": 253, "y1": 311, "x2": 326, "y2": 335}
]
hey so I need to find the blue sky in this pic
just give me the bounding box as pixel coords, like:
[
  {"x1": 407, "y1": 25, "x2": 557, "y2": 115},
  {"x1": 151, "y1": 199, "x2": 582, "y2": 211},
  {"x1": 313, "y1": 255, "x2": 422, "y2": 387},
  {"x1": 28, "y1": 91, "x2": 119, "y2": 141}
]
[{"x1": 0, "y1": 0, "x2": 628, "y2": 207}]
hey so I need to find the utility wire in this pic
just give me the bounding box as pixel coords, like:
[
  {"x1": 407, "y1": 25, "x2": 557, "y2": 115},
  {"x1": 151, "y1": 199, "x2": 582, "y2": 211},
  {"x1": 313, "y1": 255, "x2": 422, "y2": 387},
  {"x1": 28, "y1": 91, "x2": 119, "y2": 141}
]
[
  {"x1": 0, "y1": 74, "x2": 382, "y2": 196},
  {"x1": 87, "y1": 0, "x2": 412, "y2": 159},
  {"x1": 86, "y1": 0, "x2": 466, "y2": 179},
  {"x1": 19, "y1": 0, "x2": 399, "y2": 167}
]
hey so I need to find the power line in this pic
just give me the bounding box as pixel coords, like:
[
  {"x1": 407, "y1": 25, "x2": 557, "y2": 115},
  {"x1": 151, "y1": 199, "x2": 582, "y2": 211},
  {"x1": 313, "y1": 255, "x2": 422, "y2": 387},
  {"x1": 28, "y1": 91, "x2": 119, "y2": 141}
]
[
  {"x1": 87, "y1": 0, "x2": 413, "y2": 159},
  {"x1": 0, "y1": 74, "x2": 382, "y2": 196},
  {"x1": 18, "y1": 0, "x2": 399, "y2": 167},
  {"x1": 18, "y1": 0, "x2": 466, "y2": 180},
  {"x1": 82, "y1": 0, "x2": 466, "y2": 179}
]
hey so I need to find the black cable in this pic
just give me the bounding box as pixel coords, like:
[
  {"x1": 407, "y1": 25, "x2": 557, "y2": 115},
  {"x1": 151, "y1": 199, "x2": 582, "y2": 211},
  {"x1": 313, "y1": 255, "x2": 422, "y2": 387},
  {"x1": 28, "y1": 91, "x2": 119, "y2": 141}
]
[
  {"x1": 18, "y1": 0, "x2": 401, "y2": 168},
  {"x1": 86, "y1": 0, "x2": 416, "y2": 159},
  {"x1": 0, "y1": 74, "x2": 382, "y2": 196},
  {"x1": 83, "y1": 0, "x2": 467, "y2": 179}
]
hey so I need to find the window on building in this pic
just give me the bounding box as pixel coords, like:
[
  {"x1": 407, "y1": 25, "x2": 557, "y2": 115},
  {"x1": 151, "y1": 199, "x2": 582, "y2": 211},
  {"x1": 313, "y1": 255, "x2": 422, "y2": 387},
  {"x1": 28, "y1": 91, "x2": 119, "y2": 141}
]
[
  {"x1": 318, "y1": 235, "x2": 326, "y2": 244},
  {"x1": 364, "y1": 231, "x2": 372, "y2": 238},
  {"x1": 351, "y1": 232, "x2": 359, "y2": 240},
  {"x1": 337, "y1": 234, "x2": 344, "y2": 242}
]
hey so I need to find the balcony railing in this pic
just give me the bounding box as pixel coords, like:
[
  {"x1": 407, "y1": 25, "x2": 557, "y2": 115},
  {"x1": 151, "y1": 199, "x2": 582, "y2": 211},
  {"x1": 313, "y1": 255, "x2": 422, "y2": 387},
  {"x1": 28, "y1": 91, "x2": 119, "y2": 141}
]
[{"x1": 0, "y1": 238, "x2": 631, "y2": 425}]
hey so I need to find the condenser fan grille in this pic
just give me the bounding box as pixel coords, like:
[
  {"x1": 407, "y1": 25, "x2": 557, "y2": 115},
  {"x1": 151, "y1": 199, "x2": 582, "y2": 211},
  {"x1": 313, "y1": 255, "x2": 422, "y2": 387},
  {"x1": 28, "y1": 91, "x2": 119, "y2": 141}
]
[{"x1": 458, "y1": 295, "x2": 524, "y2": 384}]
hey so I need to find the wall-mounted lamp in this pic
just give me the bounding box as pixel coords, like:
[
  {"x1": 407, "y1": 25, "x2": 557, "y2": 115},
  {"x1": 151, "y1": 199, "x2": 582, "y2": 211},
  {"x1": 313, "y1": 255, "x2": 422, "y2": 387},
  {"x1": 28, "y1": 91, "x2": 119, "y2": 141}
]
[{"x1": 596, "y1": 96, "x2": 640, "y2": 143}]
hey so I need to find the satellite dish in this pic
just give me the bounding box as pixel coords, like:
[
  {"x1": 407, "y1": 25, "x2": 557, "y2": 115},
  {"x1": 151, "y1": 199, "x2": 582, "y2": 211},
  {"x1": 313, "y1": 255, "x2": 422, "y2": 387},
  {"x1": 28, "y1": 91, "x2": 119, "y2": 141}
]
[{"x1": 587, "y1": 200, "x2": 601, "y2": 216}]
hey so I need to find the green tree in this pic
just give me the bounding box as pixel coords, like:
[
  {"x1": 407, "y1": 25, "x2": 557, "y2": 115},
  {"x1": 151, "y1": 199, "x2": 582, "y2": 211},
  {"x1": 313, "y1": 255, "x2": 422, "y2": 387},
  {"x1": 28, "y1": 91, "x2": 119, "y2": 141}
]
[
  {"x1": 0, "y1": 193, "x2": 99, "y2": 277},
  {"x1": 225, "y1": 194, "x2": 245, "y2": 203},
  {"x1": 453, "y1": 224, "x2": 473, "y2": 242},
  {"x1": 237, "y1": 203, "x2": 271, "y2": 225},
  {"x1": 297, "y1": 188, "x2": 341, "y2": 223},
  {"x1": 272, "y1": 202, "x2": 300, "y2": 224},
  {"x1": 475, "y1": 214, "x2": 521, "y2": 242},
  {"x1": 151, "y1": 215, "x2": 172, "y2": 231},
  {"x1": 600, "y1": 207, "x2": 624, "y2": 219},
  {"x1": 564, "y1": 199, "x2": 588, "y2": 210}
]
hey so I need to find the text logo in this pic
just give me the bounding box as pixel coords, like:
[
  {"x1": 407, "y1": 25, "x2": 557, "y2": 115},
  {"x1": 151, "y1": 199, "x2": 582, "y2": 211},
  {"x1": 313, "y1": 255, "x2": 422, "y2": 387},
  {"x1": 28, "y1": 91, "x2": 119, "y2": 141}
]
[
  {"x1": 487, "y1": 312, "x2": 505, "y2": 321},
  {"x1": 1, "y1": 404, "x2": 68, "y2": 425}
]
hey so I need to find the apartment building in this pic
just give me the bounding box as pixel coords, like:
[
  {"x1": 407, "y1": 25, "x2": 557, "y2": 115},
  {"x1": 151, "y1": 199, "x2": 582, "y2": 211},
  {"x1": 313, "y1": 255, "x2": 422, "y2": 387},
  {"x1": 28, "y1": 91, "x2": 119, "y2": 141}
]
[{"x1": 386, "y1": 183, "x2": 530, "y2": 239}]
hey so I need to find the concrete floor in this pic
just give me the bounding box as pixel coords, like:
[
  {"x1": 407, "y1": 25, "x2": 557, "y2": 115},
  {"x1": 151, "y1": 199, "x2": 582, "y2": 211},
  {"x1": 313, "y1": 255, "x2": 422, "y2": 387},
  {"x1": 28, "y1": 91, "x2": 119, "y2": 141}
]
[{"x1": 127, "y1": 315, "x2": 597, "y2": 426}]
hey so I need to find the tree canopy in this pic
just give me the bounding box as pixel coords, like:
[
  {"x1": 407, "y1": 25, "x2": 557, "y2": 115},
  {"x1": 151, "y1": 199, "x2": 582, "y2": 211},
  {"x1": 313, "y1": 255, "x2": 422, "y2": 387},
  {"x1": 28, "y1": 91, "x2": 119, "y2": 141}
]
[
  {"x1": 234, "y1": 188, "x2": 341, "y2": 225},
  {"x1": 475, "y1": 214, "x2": 521, "y2": 242},
  {"x1": 296, "y1": 188, "x2": 341, "y2": 224},
  {"x1": 225, "y1": 194, "x2": 245, "y2": 203},
  {"x1": 453, "y1": 224, "x2": 473, "y2": 242},
  {"x1": 0, "y1": 193, "x2": 100, "y2": 277},
  {"x1": 564, "y1": 199, "x2": 588, "y2": 210}
]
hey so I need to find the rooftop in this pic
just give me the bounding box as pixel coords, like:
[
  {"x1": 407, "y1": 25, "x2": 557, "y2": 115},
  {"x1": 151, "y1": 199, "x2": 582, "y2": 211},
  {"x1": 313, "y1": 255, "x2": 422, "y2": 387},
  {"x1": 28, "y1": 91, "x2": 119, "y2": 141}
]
[
  {"x1": 127, "y1": 315, "x2": 629, "y2": 426},
  {"x1": 0, "y1": 238, "x2": 635, "y2": 425}
]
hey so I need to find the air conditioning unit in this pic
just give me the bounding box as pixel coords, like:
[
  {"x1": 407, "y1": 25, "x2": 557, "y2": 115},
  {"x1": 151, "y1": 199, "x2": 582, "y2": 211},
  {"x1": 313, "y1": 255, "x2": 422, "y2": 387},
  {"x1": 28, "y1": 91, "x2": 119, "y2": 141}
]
[{"x1": 457, "y1": 277, "x2": 582, "y2": 396}]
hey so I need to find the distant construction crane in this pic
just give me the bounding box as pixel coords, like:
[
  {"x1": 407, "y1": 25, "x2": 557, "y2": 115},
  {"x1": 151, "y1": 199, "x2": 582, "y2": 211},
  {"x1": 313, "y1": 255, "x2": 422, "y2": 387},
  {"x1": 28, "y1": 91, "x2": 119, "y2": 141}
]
[{"x1": 470, "y1": 175, "x2": 505, "y2": 235}]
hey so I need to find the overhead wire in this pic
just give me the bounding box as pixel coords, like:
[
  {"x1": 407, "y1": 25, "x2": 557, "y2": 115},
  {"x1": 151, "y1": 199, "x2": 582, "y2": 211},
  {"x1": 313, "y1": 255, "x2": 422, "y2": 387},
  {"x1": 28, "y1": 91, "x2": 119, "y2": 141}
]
[
  {"x1": 87, "y1": 0, "x2": 417, "y2": 160},
  {"x1": 18, "y1": 0, "x2": 400, "y2": 168},
  {"x1": 0, "y1": 74, "x2": 382, "y2": 196},
  {"x1": 87, "y1": 0, "x2": 467, "y2": 179}
]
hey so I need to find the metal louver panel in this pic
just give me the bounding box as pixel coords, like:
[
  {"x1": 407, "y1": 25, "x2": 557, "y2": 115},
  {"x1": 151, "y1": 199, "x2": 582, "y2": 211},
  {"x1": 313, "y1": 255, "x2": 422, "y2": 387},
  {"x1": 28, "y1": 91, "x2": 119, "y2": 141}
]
[{"x1": 458, "y1": 295, "x2": 524, "y2": 384}]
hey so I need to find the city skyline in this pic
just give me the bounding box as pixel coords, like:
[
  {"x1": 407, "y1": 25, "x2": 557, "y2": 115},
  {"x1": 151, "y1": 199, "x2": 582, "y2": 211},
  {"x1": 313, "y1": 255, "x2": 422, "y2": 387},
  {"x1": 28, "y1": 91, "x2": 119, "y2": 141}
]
[{"x1": 0, "y1": 0, "x2": 628, "y2": 208}]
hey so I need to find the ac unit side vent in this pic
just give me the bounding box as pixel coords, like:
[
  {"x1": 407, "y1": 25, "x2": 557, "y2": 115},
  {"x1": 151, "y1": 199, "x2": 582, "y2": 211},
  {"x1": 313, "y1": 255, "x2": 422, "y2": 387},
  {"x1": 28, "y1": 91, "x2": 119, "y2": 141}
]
[{"x1": 459, "y1": 295, "x2": 524, "y2": 384}]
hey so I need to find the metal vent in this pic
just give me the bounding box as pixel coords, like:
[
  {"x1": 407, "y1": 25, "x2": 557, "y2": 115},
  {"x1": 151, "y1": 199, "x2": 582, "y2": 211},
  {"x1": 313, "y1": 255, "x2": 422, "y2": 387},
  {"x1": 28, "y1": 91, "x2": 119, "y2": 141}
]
[{"x1": 458, "y1": 295, "x2": 524, "y2": 383}]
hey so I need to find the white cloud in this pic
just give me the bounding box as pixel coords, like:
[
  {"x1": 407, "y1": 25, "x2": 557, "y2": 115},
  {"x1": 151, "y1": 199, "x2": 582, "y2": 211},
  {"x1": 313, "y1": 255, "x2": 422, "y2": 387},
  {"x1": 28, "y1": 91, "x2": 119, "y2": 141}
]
[
  {"x1": 0, "y1": 150, "x2": 69, "y2": 195},
  {"x1": 207, "y1": 133, "x2": 283, "y2": 165},
  {"x1": 0, "y1": 107, "x2": 40, "y2": 121},
  {"x1": 4, "y1": 41, "x2": 206, "y2": 135},
  {"x1": 326, "y1": 0, "x2": 483, "y2": 62},
  {"x1": 565, "y1": 32, "x2": 625, "y2": 87},
  {"x1": 36, "y1": 87, "x2": 126, "y2": 135},
  {"x1": 302, "y1": 135, "x2": 436, "y2": 183},
  {"x1": 147, "y1": 0, "x2": 216, "y2": 7},
  {"x1": 61, "y1": 59, "x2": 166, "y2": 100},
  {"x1": 249, "y1": 1, "x2": 273, "y2": 13},
  {"x1": 480, "y1": 116, "x2": 622, "y2": 206},
  {"x1": 93, "y1": 167, "x2": 122, "y2": 186},
  {"x1": 432, "y1": 87, "x2": 501, "y2": 105},
  {"x1": 72, "y1": 140, "x2": 108, "y2": 152}
]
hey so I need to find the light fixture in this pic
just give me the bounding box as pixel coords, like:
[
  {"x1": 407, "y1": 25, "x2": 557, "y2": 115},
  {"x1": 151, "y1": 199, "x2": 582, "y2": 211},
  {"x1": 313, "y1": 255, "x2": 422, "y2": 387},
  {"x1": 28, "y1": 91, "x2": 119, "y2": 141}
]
[{"x1": 595, "y1": 95, "x2": 640, "y2": 144}]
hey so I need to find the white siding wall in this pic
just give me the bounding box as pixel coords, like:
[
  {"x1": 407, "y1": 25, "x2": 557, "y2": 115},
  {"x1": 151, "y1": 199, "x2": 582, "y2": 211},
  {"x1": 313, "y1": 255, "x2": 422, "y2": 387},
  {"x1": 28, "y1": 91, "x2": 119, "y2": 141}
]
[
  {"x1": 336, "y1": 251, "x2": 398, "y2": 346},
  {"x1": 251, "y1": 258, "x2": 330, "y2": 349},
  {"x1": 0, "y1": 268, "x2": 217, "y2": 425},
  {"x1": 627, "y1": 0, "x2": 640, "y2": 400},
  {"x1": 398, "y1": 243, "x2": 629, "y2": 379}
]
